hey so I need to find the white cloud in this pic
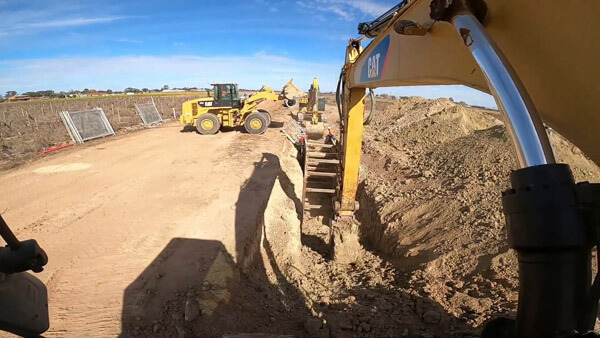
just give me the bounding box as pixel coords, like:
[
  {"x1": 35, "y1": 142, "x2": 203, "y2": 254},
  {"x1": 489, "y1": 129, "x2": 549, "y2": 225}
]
[
  {"x1": 117, "y1": 38, "x2": 143, "y2": 44},
  {"x1": 0, "y1": 53, "x2": 340, "y2": 93},
  {"x1": 296, "y1": 0, "x2": 352, "y2": 20},
  {"x1": 345, "y1": 0, "x2": 391, "y2": 16},
  {"x1": 299, "y1": 0, "x2": 393, "y2": 20},
  {"x1": 23, "y1": 16, "x2": 128, "y2": 29},
  {"x1": 0, "y1": 0, "x2": 131, "y2": 37}
]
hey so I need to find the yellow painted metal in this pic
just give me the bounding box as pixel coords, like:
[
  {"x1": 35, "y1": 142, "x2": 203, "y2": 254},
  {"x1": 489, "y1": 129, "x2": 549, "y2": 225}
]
[
  {"x1": 180, "y1": 98, "x2": 213, "y2": 125},
  {"x1": 339, "y1": 86, "x2": 365, "y2": 216},
  {"x1": 344, "y1": 39, "x2": 363, "y2": 66},
  {"x1": 335, "y1": 0, "x2": 600, "y2": 221},
  {"x1": 248, "y1": 117, "x2": 263, "y2": 130},
  {"x1": 344, "y1": 0, "x2": 600, "y2": 166},
  {"x1": 239, "y1": 86, "x2": 281, "y2": 115},
  {"x1": 308, "y1": 78, "x2": 320, "y2": 125},
  {"x1": 200, "y1": 118, "x2": 214, "y2": 131},
  {"x1": 296, "y1": 77, "x2": 327, "y2": 140}
]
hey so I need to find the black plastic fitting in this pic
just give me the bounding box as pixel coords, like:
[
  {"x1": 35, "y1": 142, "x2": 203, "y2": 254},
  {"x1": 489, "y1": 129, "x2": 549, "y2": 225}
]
[{"x1": 501, "y1": 164, "x2": 595, "y2": 337}]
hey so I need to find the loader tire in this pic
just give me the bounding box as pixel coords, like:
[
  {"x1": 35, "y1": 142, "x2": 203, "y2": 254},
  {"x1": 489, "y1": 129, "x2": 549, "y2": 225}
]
[
  {"x1": 284, "y1": 99, "x2": 297, "y2": 108},
  {"x1": 244, "y1": 113, "x2": 269, "y2": 134},
  {"x1": 196, "y1": 114, "x2": 220, "y2": 135},
  {"x1": 257, "y1": 109, "x2": 272, "y2": 126}
]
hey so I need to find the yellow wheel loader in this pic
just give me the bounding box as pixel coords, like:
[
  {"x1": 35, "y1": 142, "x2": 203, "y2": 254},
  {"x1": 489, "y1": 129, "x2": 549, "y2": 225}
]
[{"x1": 180, "y1": 79, "x2": 303, "y2": 135}]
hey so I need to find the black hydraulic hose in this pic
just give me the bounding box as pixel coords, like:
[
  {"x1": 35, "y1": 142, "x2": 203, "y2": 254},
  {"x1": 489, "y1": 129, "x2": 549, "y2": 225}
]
[
  {"x1": 336, "y1": 71, "x2": 345, "y2": 128},
  {"x1": 357, "y1": 1, "x2": 408, "y2": 38},
  {"x1": 336, "y1": 73, "x2": 376, "y2": 126},
  {"x1": 363, "y1": 88, "x2": 376, "y2": 125}
]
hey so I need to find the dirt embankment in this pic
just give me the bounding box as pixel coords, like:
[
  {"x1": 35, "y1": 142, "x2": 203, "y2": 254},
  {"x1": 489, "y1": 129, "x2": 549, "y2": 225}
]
[
  {"x1": 0, "y1": 95, "x2": 200, "y2": 169},
  {"x1": 357, "y1": 97, "x2": 600, "y2": 327}
]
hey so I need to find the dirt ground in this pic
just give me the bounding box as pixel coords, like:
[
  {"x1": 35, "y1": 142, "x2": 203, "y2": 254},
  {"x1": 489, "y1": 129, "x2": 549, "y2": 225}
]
[
  {"x1": 0, "y1": 100, "x2": 289, "y2": 337},
  {"x1": 1, "y1": 95, "x2": 599, "y2": 338}
]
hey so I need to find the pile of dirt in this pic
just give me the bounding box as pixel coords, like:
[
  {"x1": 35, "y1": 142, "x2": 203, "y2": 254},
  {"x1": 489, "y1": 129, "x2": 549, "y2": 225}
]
[{"x1": 357, "y1": 97, "x2": 600, "y2": 328}]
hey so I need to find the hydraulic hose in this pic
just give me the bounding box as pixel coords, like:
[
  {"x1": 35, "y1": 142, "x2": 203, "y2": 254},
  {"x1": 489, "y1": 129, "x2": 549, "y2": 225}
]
[
  {"x1": 336, "y1": 72, "x2": 376, "y2": 126},
  {"x1": 363, "y1": 88, "x2": 376, "y2": 125},
  {"x1": 336, "y1": 71, "x2": 345, "y2": 128}
]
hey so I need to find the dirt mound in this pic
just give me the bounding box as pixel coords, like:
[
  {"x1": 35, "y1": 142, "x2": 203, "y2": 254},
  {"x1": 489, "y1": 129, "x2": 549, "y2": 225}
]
[
  {"x1": 358, "y1": 97, "x2": 600, "y2": 327},
  {"x1": 370, "y1": 97, "x2": 456, "y2": 127}
]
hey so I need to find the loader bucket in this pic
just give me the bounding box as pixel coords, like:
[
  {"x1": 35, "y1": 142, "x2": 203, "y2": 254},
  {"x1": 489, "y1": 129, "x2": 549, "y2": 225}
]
[
  {"x1": 306, "y1": 122, "x2": 326, "y2": 140},
  {"x1": 280, "y1": 79, "x2": 306, "y2": 101}
]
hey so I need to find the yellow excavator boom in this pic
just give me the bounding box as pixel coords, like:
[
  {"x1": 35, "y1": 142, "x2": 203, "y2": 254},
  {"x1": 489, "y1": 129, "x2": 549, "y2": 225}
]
[{"x1": 337, "y1": 0, "x2": 600, "y2": 216}]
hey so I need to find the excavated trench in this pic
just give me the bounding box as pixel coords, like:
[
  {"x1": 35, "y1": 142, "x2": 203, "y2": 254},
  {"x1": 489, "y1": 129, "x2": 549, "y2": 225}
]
[{"x1": 124, "y1": 97, "x2": 600, "y2": 337}]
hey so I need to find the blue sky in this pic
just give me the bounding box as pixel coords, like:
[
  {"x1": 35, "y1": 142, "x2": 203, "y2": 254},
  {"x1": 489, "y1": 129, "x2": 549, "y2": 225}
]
[{"x1": 0, "y1": 0, "x2": 496, "y2": 107}]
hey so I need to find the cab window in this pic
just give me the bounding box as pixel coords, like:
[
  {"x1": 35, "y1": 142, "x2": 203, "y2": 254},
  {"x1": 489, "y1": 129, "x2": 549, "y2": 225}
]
[{"x1": 230, "y1": 85, "x2": 239, "y2": 100}]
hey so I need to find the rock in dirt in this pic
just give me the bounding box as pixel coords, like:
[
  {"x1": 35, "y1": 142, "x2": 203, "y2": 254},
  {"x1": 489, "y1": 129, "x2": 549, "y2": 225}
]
[
  {"x1": 304, "y1": 317, "x2": 323, "y2": 335},
  {"x1": 176, "y1": 326, "x2": 192, "y2": 338},
  {"x1": 315, "y1": 329, "x2": 330, "y2": 338},
  {"x1": 360, "y1": 322, "x2": 371, "y2": 332},
  {"x1": 422, "y1": 170, "x2": 434, "y2": 178},
  {"x1": 339, "y1": 318, "x2": 354, "y2": 331},
  {"x1": 422, "y1": 309, "x2": 441, "y2": 324},
  {"x1": 184, "y1": 299, "x2": 201, "y2": 322}
]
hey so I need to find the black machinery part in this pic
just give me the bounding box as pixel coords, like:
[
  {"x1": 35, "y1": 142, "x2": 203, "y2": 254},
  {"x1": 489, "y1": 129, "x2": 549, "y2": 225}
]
[{"x1": 483, "y1": 164, "x2": 600, "y2": 338}]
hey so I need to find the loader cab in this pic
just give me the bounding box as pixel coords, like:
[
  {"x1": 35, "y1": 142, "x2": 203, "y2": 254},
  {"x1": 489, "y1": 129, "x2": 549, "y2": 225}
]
[{"x1": 212, "y1": 83, "x2": 241, "y2": 108}]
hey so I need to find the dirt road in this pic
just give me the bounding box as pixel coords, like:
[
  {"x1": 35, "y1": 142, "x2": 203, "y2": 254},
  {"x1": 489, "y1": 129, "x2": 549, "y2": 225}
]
[{"x1": 0, "y1": 105, "x2": 286, "y2": 336}]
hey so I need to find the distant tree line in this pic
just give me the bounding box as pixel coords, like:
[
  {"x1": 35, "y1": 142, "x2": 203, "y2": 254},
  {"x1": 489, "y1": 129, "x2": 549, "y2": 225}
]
[{"x1": 1, "y1": 85, "x2": 203, "y2": 102}]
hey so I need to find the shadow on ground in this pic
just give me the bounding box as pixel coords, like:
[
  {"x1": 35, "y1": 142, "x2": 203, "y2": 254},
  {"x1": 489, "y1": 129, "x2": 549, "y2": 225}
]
[{"x1": 121, "y1": 151, "x2": 475, "y2": 337}]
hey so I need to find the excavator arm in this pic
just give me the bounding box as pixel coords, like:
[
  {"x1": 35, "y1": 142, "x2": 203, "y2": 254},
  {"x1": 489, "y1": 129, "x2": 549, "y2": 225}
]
[{"x1": 335, "y1": 0, "x2": 600, "y2": 336}]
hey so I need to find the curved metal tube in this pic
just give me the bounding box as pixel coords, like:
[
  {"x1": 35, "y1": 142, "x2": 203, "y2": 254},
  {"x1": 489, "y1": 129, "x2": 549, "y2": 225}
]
[
  {"x1": 452, "y1": 14, "x2": 555, "y2": 168},
  {"x1": 363, "y1": 88, "x2": 375, "y2": 125}
]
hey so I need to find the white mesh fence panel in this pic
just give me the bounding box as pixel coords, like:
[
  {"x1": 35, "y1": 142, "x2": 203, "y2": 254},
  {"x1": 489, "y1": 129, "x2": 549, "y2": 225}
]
[
  {"x1": 59, "y1": 108, "x2": 115, "y2": 143},
  {"x1": 135, "y1": 102, "x2": 162, "y2": 125}
]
